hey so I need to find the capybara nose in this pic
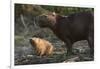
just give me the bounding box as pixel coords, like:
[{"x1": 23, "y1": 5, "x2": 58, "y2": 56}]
[{"x1": 29, "y1": 38, "x2": 32, "y2": 41}]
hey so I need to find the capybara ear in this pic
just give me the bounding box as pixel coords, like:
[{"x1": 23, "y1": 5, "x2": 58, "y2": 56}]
[{"x1": 52, "y1": 12, "x2": 56, "y2": 16}]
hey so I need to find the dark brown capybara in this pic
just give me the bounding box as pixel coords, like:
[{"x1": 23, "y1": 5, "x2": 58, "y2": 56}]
[{"x1": 37, "y1": 12, "x2": 94, "y2": 58}]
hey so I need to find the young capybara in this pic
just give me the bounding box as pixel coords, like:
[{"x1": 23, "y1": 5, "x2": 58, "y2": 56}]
[
  {"x1": 37, "y1": 12, "x2": 94, "y2": 58},
  {"x1": 29, "y1": 37, "x2": 54, "y2": 57}
]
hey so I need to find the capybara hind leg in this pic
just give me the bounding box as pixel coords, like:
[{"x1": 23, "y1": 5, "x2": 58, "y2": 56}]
[
  {"x1": 65, "y1": 39, "x2": 73, "y2": 56},
  {"x1": 88, "y1": 36, "x2": 94, "y2": 59}
]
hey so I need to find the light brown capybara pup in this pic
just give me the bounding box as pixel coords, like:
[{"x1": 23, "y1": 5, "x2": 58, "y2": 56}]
[{"x1": 29, "y1": 37, "x2": 54, "y2": 57}]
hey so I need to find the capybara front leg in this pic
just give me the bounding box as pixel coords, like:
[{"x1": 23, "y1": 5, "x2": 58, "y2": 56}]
[{"x1": 65, "y1": 39, "x2": 73, "y2": 56}]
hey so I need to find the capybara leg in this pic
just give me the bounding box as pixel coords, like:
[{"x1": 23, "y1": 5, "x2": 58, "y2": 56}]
[
  {"x1": 88, "y1": 36, "x2": 94, "y2": 59},
  {"x1": 65, "y1": 39, "x2": 72, "y2": 56},
  {"x1": 40, "y1": 49, "x2": 45, "y2": 57},
  {"x1": 67, "y1": 45, "x2": 72, "y2": 56},
  {"x1": 36, "y1": 48, "x2": 40, "y2": 56}
]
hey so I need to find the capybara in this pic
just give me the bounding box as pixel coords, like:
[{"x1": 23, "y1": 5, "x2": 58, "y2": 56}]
[
  {"x1": 37, "y1": 12, "x2": 94, "y2": 58},
  {"x1": 29, "y1": 37, "x2": 54, "y2": 57}
]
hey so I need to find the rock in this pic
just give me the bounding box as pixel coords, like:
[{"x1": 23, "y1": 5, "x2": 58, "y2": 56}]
[{"x1": 63, "y1": 56, "x2": 80, "y2": 63}]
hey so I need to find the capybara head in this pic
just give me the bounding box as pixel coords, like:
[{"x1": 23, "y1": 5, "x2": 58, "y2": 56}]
[{"x1": 37, "y1": 12, "x2": 57, "y2": 28}]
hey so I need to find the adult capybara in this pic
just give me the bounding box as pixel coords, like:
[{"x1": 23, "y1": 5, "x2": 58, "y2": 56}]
[
  {"x1": 29, "y1": 37, "x2": 54, "y2": 57},
  {"x1": 37, "y1": 12, "x2": 94, "y2": 58}
]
